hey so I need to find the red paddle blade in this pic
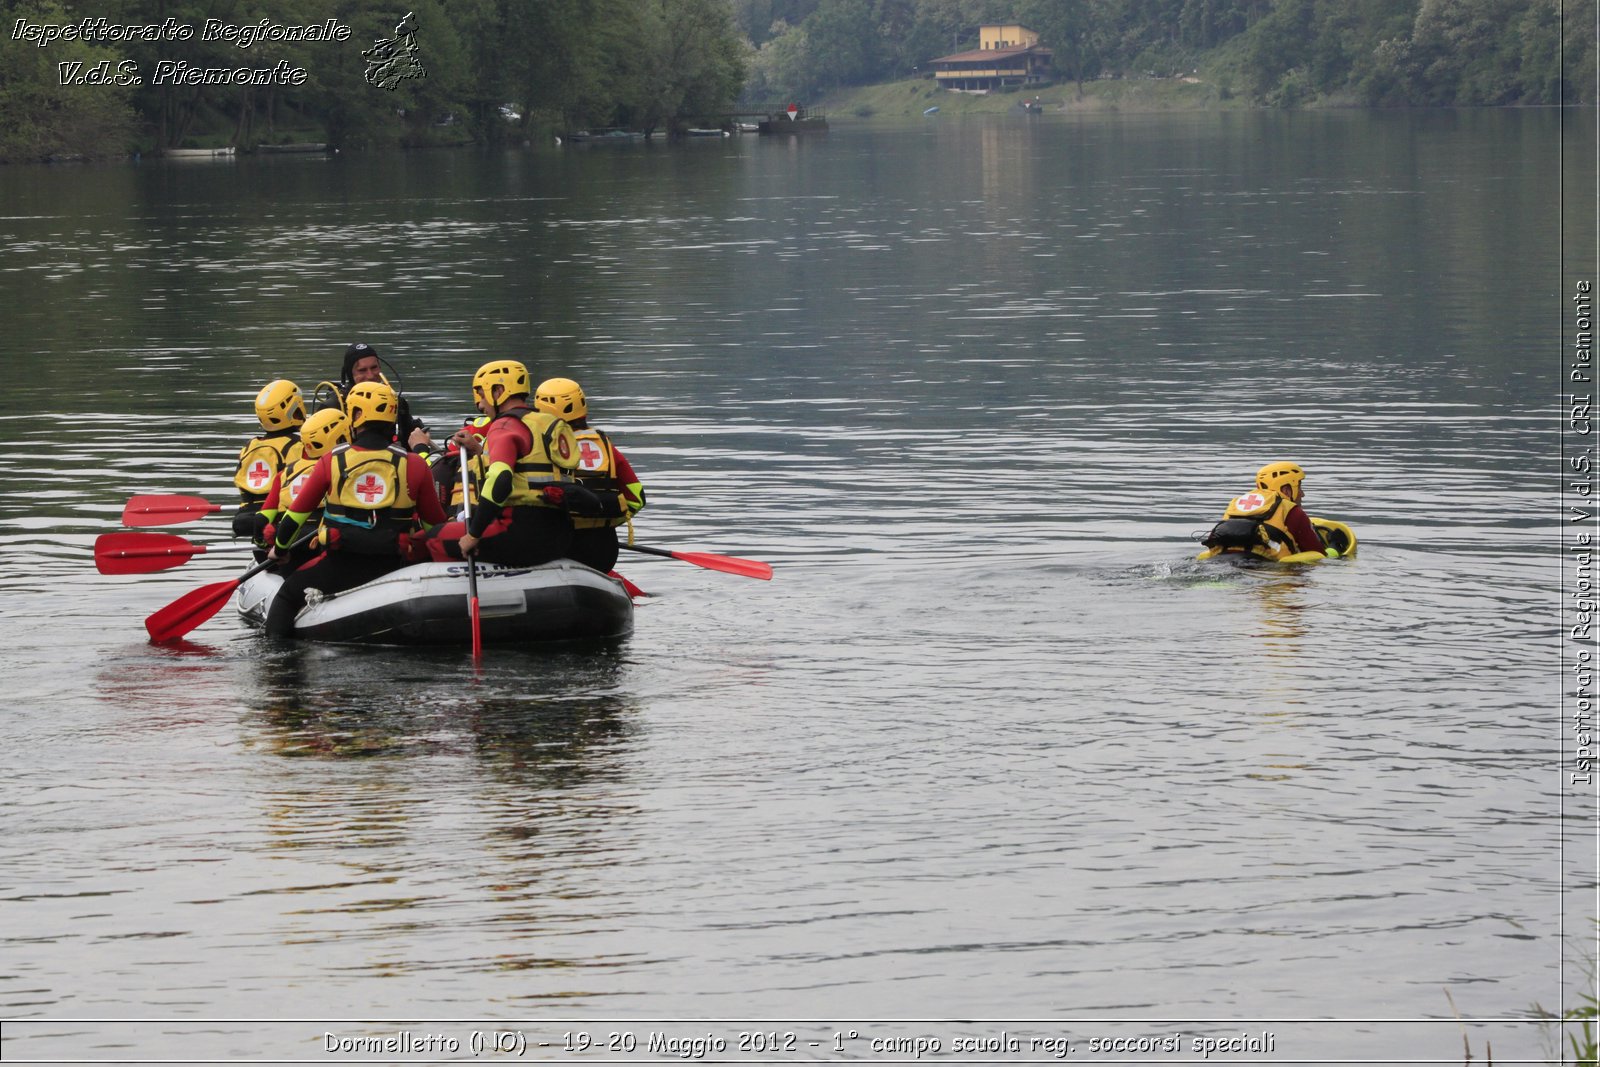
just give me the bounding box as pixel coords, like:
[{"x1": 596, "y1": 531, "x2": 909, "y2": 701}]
[
  {"x1": 122, "y1": 494, "x2": 223, "y2": 527},
  {"x1": 145, "y1": 578, "x2": 242, "y2": 643},
  {"x1": 95, "y1": 532, "x2": 206, "y2": 575},
  {"x1": 672, "y1": 550, "x2": 773, "y2": 580}
]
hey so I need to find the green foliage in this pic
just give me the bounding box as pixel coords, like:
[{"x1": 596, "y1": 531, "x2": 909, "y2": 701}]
[
  {"x1": 746, "y1": 19, "x2": 813, "y2": 97},
  {"x1": 0, "y1": 0, "x2": 751, "y2": 157},
  {"x1": 1566, "y1": 991, "x2": 1599, "y2": 1064},
  {"x1": 735, "y1": 0, "x2": 819, "y2": 45},
  {"x1": 1017, "y1": 0, "x2": 1105, "y2": 88},
  {"x1": 611, "y1": 0, "x2": 749, "y2": 131},
  {"x1": 1531, "y1": 928, "x2": 1599, "y2": 1067},
  {"x1": 805, "y1": 0, "x2": 880, "y2": 88},
  {"x1": 0, "y1": 0, "x2": 140, "y2": 162},
  {"x1": 1227, "y1": 0, "x2": 1596, "y2": 107}
]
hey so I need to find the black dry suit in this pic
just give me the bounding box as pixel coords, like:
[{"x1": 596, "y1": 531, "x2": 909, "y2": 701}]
[{"x1": 337, "y1": 343, "x2": 426, "y2": 446}]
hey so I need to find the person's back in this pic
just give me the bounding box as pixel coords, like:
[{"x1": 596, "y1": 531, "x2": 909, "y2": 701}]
[
  {"x1": 534, "y1": 376, "x2": 646, "y2": 573},
  {"x1": 257, "y1": 407, "x2": 350, "y2": 567},
  {"x1": 265, "y1": 382, "x2": 446, "y2": 636},
  {"x1": 233, "y1": 379, "x2": 306, "y2": 544},
  {"x1": 455, "y1": 360, "x2": 581, "y2": 567},
  {"x1": 277, "y1": 409, "x2": 350, "y2": 512}
]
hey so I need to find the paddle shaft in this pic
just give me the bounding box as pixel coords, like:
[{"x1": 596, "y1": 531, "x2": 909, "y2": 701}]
[
  {"x1": 144, "y1": 530, "x2": 316, "y2": 642},
  {"x1": 621, "y1": 543, "x2": 687, "y2": 562},
  {"x1": 461, "y1": 447, "x2": 482, "y2": 659}
]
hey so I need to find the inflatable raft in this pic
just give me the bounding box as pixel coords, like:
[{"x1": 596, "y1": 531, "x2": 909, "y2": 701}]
[
  {"x1": 1196, "y1": 516, "x2": 1358, "y2": 565},
  {"x1": 237, "y1": 559, "x2": 634, "y2": 645}
]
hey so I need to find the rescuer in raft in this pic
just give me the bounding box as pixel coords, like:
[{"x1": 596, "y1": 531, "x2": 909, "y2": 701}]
[
  {"x1": 232, "y1": 379, "x2": 307, "y2": 554},
  {"x1": 408, "y1": 359, "x2": 589, "y2": 567},
  {"x1": 1200, "y1": 461, "x2": 1340, "y2": 561},
  {"x1": 534, "y1": 376, "x2": 646, "y2": 573},
  {"x1": 264, "y1": 382, "x2": 449, "y2": 637},
  {"x1": 254, "y1": 407, "x2": 350, "y2": 571}
]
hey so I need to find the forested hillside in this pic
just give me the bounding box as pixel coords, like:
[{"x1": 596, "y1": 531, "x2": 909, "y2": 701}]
[
  {"x1": 0, "y1": 0, "x2": 1592, "y2": 163},
  {"x1": 741, "y1": 0, "x2": 1595, "y2": 107},
  {"x1": 0, "y1": 0, "x2": 748, "y2": 160}
]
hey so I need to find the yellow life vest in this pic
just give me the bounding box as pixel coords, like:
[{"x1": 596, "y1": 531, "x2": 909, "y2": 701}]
[
  {"x1": 445, "y1": 417, "x2": 491, "y2": 511},
  {"x1": 319, "y1": 444, "x2": 418, "y2": 553},
  {"x1": 570, "y1": 427, "x2": 631, "y2": 529},
  {"x1": 448, "y1": 452, "x2": 485, "y2": 511},
  {"x1": 278, "y1": 454, "x2": 321, "y2": 511},
  {"x1": 1220, "y1": 489, "x2": 1298, "y2": 560},
  {"x1": 234, "y1": 431, "x2": 304, "y2": 502},
  {"x1": 501, "y1": 409, "x2": 579, "y2": 508}
]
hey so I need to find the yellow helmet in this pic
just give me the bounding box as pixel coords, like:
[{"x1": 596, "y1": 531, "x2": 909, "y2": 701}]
[
  {"x1": 299, "y1": 407, "x2": 350, "y2": 458},
  {"x1": 254, "y1": 379, "x2": 305, "y2": 431},
  {"x1": 535, "y1": 377, "x2": 587, "y2": 421},
  {"x1": 346, "y1": 381, "x2": 399, "y2": 430},
  {"x1": 1256, "y1": 461, "x2": 1306, "y2": 503},
  {"x1": 472, "y1": 359, "x2": 530, "y2": 408}
]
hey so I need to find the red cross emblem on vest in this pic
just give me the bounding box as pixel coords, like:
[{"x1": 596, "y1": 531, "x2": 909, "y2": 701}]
[
  {"x1": 1237, "y1": 492, "x2": 1267, "y2": 511},
  {"x1": 246, "y1": 460, "x2": 272, "y2": 488},
  {"x1": 578, "y1": 439, "x2": 604, "y2": 470},
  {"x1": 354, "y1": 473, "x2": 388, "y2": 504}
]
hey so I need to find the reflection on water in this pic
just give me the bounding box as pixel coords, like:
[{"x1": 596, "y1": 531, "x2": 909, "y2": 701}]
[
  {"x1": 0, "y1": 111, "x2": 1585, "y2": 1058},
  {"x1": 211, "y1": 645, "x2": 650, "y2": 982},
  {"x1": 243, "y1": 644, "x2": 638, "y2": 782}
]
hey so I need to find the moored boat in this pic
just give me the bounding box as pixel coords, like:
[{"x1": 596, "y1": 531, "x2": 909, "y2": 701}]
[
  {"x1": 759, "y1": 106, "x2": 828, "y2": 134},
  {"x1": 560, "y1": 128, "x2": 645, "y2": 144},
  {"x1": 237, "y1": 559, "x2": 633, "y2": 645},
  {"x1": 165, "y1": 146, "x2": 236, "y2": 158},
  {"x1": 256, "y1": 142, "x2": 330, "y2": 154}
]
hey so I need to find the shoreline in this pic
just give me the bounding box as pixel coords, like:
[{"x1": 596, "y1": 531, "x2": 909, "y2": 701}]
[
  {"x1": 816, "y1": 76, "x2": 1588, "y2": 120},
  {"x1": 818, "y1": 75, "x2": 1247, "y2": 119}
]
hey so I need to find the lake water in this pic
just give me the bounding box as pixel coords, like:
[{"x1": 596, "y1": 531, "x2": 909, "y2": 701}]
[{"x1": 0, "y1": 109, "x2": 1593, "y2": 1062}]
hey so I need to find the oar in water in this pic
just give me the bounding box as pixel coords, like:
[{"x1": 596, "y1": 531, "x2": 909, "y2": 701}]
[
  {"x1": 618, "y1": 542, "x2": 772, "y2": 580},
  {"x1": 608, "y1": 571, "x2": 648, "y2": 598},
  {"x1": 144, "y1": 532, "x2": 314, "y2": 643},
  {"x1": 122, "y1": 494, "x2": 222, "y2": 527},
  {"x1": 95, "y1": 531, "x2": 223, "y2": 574}
]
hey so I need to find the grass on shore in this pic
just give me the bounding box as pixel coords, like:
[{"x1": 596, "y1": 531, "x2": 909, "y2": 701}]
[{"x1": 820, "y1": 73, "x2": 1243, "y2": 120}]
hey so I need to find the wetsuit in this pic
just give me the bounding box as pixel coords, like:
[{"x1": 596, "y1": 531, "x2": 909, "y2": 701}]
[
  {"x1": 412, "y1": 404, "x2": 580, "y2": 567},
  {"x1": 264, "y1": 425, "x2": 448, "y2": 637}
]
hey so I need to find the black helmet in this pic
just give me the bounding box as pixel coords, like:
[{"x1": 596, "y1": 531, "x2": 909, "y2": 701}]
[{"x1": 341, "y1": 342, "x2": 381, "y2": 386}]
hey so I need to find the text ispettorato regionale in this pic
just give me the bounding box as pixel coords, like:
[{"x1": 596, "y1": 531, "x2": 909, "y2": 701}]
[{"x1": 11, "y1": 17, "x2": 352, "y2": 50}]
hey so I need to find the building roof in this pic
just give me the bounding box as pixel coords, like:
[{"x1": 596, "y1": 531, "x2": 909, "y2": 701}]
[{"x1": 931, "y1": 44, "x2": 1049, "y2": 64}]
